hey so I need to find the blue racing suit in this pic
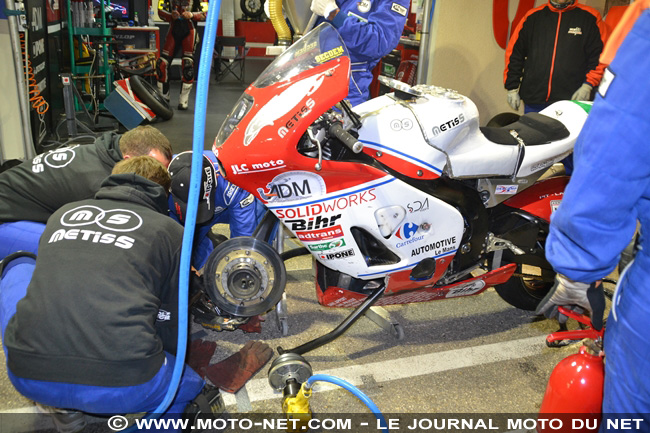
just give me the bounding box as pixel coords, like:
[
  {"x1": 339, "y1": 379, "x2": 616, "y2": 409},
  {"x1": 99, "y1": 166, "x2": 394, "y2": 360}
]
[
  {"x1": 320, "y1": 0, "x2": 409, "y2": 106},
  {"x1": 545, "y1": 8, "x2": 650, "y2": 428},
  {"x1": 169, "y1": 151, "x2": 261, "y2": 269}
]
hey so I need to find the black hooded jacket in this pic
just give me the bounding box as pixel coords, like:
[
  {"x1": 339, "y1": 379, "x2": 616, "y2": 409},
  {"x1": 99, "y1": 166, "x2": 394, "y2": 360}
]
[
  {"x1": 504, "y1": 2, "x2": 607, "y2": 105},
  {"x1": 4, "y1": 174, "x2": 184, "y2": 387},
  {"x1": 0, "y1": 132, "x2": 122, "y2": 224}
]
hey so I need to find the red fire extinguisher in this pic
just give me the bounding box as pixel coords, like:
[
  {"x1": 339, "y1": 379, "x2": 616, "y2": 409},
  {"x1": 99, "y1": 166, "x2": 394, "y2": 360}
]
[{"x1": 537, "y1": 307, "x2": 605, "y2": 433}]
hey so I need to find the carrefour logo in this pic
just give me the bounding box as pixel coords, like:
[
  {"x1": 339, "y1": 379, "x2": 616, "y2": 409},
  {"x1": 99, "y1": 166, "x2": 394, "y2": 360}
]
[{"x1": 395, "y1": 222, "x2": 418, "y2": 240}]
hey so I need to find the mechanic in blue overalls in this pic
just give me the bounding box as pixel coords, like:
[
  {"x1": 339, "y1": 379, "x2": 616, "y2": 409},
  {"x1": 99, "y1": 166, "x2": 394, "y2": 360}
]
[
  {"x1": 310, "y1": 0, "x2": 409, "y2": 107},
  {"x1": 537, "y1": 2, "x2": 650, "y2": 426},
  {"x1": 167, "y1": 151, "x2": 261, "y2": 270}
]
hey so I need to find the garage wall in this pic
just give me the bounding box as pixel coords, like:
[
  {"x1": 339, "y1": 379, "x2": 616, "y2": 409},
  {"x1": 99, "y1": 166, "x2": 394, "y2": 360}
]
[
  {"x1": 425, "y1": 0, "x2": 606, "y2": 125},
  {"x1": 0, "y1": 18, "x2": 29, "y2": 162}
]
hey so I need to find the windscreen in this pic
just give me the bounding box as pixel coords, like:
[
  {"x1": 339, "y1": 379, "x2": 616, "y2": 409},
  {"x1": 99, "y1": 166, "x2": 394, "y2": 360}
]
[
  {"x1": 214, "y1": 23, "x2": 350, "y2": 149},
  {"x1": 253, "y1": 23, "x2": 350, "y2": 88}
]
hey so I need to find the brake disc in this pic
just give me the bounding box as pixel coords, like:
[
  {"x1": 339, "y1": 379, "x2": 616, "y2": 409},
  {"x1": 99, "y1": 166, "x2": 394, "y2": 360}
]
[{"x1": 203, "y1": 237, "x2": 286, "y2": 317}]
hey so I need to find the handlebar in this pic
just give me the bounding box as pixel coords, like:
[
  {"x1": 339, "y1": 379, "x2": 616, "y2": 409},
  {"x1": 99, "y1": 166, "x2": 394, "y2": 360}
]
[{"x1": 329, "y1": 122, "x2": 363, "y2": 153}]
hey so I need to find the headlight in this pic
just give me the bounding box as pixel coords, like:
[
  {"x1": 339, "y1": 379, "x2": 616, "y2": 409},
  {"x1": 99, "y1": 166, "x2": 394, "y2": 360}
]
[{"x1": 214, "y1": 94, "x2": 254, "y2": 148}]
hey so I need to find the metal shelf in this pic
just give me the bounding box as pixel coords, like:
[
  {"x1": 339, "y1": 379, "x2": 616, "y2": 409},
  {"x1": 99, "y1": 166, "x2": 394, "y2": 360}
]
[
  {"x1": 66, "y1": 0, "x2": 113, "y2": 110},
  {"x1": 71, "y1": 27, "x2": 112, "y2": 37}
]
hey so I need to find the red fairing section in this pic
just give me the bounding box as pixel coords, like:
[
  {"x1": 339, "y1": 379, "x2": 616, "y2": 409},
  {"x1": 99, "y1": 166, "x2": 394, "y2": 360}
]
[
  {"x1": 316, "y1": 263, "x2": 516, "y2": 308},
  {"x1": 502, "y1": 176, "x2": 569, "y2": 222},
  {"x1": 216, "y1": 58, "x2": 372, "y2": 201}
]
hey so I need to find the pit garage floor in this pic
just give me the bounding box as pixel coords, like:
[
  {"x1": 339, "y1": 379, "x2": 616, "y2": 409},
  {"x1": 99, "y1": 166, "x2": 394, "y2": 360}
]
[
  {"x1": 0, "y1": 238, "x2": 615, "y2": 432},
  {"x1": 0, "y1": 73, "x2": 615, "y2": 432}
]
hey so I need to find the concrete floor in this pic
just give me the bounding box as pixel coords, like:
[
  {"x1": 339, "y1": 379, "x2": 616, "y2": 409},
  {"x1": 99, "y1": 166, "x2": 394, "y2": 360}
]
[
  {"x1": 0, "y1": 63, "x2": 615, "y2": 432},
  {"x1": 0, "y1": 238, "x2": 615, "y2": 432}
]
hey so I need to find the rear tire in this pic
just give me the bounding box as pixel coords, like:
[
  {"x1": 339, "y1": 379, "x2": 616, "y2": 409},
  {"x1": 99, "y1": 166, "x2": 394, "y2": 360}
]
[
  {"x1": 493, "y1": 243, "x2": 556, "y2": 311},
  {"x1": 494, "y1": 263, "x2": 555, "y2": 311},
  {"x1": 129, "y1": 75, "x2": 174, "y2": 121}
]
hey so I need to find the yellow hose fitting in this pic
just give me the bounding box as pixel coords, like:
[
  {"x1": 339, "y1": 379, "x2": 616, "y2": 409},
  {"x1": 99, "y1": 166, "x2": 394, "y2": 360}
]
[
  {"x1": 269, "y1": 0, "x2": 292, "y2": 45},
  {"x1": 282, "y1": 384, "x2": 312, "y2": 432}
]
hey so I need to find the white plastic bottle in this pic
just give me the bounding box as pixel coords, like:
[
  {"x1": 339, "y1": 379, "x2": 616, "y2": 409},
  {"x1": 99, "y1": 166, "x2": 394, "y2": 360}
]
[{"x1": 148, "y1": 5, "x2": 155, "y2": 26}]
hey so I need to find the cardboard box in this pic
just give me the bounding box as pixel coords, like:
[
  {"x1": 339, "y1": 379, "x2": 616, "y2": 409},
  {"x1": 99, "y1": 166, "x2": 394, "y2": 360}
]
[{"x1": 104, "y1": 78, "x2": 156, "y2": 129}]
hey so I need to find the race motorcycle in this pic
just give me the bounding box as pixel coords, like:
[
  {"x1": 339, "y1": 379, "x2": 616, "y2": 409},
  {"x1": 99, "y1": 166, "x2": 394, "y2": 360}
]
[{"x1": 202, "y1": 23, "x2": 591, "y2": 347}]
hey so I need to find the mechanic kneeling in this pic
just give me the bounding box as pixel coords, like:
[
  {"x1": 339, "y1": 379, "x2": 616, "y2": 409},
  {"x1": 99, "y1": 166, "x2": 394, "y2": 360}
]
[{"x1": 0, "y1": 156, "x2": 219, "y2": 433}]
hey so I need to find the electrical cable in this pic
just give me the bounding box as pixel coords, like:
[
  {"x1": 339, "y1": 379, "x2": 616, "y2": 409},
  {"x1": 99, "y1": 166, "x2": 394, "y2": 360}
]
[
  {"x1": 19, "y1": 33, "x2": 49, "y2": 115},
  {"x1": 305, "y1": 374, "x2": 390, "y2": 433}
]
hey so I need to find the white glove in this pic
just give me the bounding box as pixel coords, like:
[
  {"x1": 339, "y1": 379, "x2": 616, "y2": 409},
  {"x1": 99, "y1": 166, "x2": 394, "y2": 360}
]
[
  {"x1": 310, "y1": 0, "x2": 338, "y2": 17},
  {"x1": 507, "y1": 89, "x2": 521, "y2": 111},
  {"x1": 571, "y1": 83, "x2": 593, "y2": 101},
  {"x1": 535, "y1": 274, "x2": 605, "y2": 330}
]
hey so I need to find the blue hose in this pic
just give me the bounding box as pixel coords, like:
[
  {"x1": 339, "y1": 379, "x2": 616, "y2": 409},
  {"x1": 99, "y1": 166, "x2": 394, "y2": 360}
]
[
  {"x1": 122, "y1": 1, "x2": 223, "y2": 428},
  {"x1": 306, "y1": 374, "x2": 390, "y2": 433}
]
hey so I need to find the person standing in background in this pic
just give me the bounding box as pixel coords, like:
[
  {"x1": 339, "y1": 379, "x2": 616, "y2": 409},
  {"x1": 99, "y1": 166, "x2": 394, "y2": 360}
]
[
  {"x1": 504, "y1": 0, "x2": 608, "y2": 113},
  {"x1": 310, "y1": 0, "x2": 410, "y2": 106},
  {"x1": 157, "y1": 0, "x2": 206, "y2": 110}
]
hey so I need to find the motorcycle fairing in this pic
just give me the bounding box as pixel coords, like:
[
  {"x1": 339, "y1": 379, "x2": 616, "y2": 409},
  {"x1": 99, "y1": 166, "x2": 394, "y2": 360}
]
[
  {"x1": 354, "y1": 89, "x2": 589, "y2": 180},
  {"x1": 315, "y1": 261, "x2": 517, "y2": 307},
  {"x1": 502, "y1": 176, "x2": 570, "y2": 223},
  {"x1": 217, "y1": 59, "x2": 350, "y2": 196},
  {"x1": 515, "y1": 101, "x2": 589, "y2": 177},
  {"x1": 268, "y1": 175, "x2": 464, "y2": 279},
  {"x1": 356, "y1": 96, "x2": 446, "y2": 180}
]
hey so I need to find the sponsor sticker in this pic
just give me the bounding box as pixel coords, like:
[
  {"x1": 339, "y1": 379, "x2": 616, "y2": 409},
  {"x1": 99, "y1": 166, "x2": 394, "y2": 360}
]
[
  {"x1": 231, "y1": 159, "x2": 286, "y2": 175},
  {"x1": 432, "y1": 114, "x2": 465, "y2": 136},
  {"x1": 391, "y1": 2, "x2": 407, "y2": 16},
  {"x1": 568, "y1": 27, "x2": 582, "y2": 36},
  {"x1": 598, "y1": 68, "x2": 615, "y2": 98},
  {"x1": 320, "y1": 248, "x2": 355, "y2": 260},
  {"x1": 296, "y1": 225, "x2": 343, "y2": 242},
  {"x1": 390, "y1": 118, "x2": 414, "y2": 131},
  {"x1": 550, "y1": 199, "x2": 562, "y2": 214},
  {"x1": 307, "y1": 238, "x2": 347, "y2": 252},
  {"x1": 407, "y1": 198, "x2": 429, "y2": 213},
  {"x1": 357, "y1": 0, "x2": 371, "y2": 13},
  {"x1": 258, "y1": 171, "x2": 326, "y2": 203},
  {"x1": 395, "y1": 222, "x2": 418, "y2": 240},
  {"x1": 240, "y1": 194, "x2": 255, "y2": 208},
  {"x1": 411, "y1": 236, "x2": 456, "y2": 257},
  {"x1": 495, "y1": 185, "x2": 518, "y2": 195},
  {"x1": 445, "y1": 280, "x2": 486, "y2": 298},
  {"x1": 285, "y1": 214, "x2": 342, "y2": 231},
  {"x1": 315, "y1": 46, "x2": 344, "y2": 63},
  {"x1": 274, "y1": 188, "x2": 376, "y2": 218}
]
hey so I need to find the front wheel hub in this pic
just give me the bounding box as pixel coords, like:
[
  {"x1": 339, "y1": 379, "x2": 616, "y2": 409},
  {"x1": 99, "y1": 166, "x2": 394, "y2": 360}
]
[
  {"x1": 227, "y1": 260, "x2": 263, "y2": 299},
  {"x1": 204, "y1": 237, "x2": 286, "y2": 317}
]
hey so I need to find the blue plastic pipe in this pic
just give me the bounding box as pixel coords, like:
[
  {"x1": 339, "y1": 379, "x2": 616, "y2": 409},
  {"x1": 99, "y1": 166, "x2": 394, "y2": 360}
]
[
  {"x1": 306, "y1": 374, "x2": 390, "y2": 433},
  {"x1": 121, "y1": 1, "x2": 222, "y2": 427},
  {"x1": 151, "y1": 0, "x2": 223, "y2": 415}
]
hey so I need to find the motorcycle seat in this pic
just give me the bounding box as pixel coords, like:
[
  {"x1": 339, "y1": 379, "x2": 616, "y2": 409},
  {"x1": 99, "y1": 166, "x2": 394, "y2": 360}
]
[{"x1": 479, "y1": 113, "x2": 569, "y2": 146}]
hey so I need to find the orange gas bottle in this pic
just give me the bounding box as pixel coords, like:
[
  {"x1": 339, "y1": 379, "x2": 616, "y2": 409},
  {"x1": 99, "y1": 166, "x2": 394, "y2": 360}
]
[{"x1": 537, "y1": 345, "x2": 604, "y2": 433}]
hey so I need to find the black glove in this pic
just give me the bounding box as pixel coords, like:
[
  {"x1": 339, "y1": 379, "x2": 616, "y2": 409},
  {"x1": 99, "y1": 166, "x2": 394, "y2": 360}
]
[{"x1": 535, "y1": 274, "x2": 605, "y2": 331}]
